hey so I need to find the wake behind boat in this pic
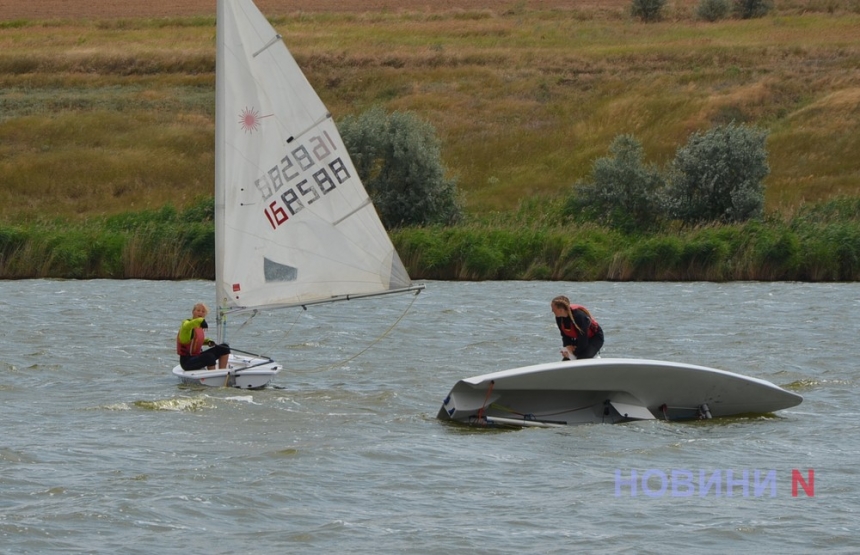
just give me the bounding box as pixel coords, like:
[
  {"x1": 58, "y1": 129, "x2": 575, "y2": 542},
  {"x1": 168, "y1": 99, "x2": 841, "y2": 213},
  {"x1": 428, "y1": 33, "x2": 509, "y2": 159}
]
[
  {"x1": 171, "y1": 0, "x2": 423, "y2": 388},
  {"x1": 437, "y1": 358, "x2": 803, "y2": 427}
]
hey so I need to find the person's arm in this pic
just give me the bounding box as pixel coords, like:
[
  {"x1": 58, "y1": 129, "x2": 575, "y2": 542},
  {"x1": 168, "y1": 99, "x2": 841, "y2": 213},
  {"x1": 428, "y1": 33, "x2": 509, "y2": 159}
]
[{"x1": 572, "y1": 310, "x2": 592, "y2": 352}]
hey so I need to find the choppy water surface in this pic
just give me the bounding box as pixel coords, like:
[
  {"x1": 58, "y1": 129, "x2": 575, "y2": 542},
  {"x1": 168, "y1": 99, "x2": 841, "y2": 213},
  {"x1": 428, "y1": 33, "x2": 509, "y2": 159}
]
[{"x1": 1, "y1": 280, "x2": 858, "y2": 554}]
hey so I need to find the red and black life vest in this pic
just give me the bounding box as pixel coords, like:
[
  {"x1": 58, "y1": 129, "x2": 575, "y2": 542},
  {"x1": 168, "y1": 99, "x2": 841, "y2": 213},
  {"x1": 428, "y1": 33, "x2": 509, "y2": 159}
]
[
  {"x1": 559, "y1": 304, "x2": 600, "y2": 339},
  {"x1": 176, "y1": 326, "x2": 205, "y2": 356}
]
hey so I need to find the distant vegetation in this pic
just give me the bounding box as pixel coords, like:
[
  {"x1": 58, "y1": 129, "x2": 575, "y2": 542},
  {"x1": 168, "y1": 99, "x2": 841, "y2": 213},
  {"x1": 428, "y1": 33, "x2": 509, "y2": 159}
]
[
  {"x1": 569, "y1": 123, "x2": 769, "y2": 232},
  {"x1": 397, "y1": 194, "x2": 860, "y2": 281},
  {"x1": 0, "y1": 200, "x2": 215, "y2": 279},
  {"x1": 3, "y1": 195, "x2": 859, "y2": 281},
  {"x1": 340, "y1": 106, "x2": 463, "y2": 228},
  {"x1": 1, "y1": 3, "x2": 859, "y2": 280}
]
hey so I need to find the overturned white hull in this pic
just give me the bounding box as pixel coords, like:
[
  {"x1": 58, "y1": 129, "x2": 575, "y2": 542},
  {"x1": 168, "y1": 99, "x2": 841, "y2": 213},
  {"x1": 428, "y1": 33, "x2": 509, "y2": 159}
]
[
  {"x1": 172, "y1": 353, "x2": 281, "y2": 390},
  {"x1": 437, "y1": 358, "x2": 803, "y2": 427}
]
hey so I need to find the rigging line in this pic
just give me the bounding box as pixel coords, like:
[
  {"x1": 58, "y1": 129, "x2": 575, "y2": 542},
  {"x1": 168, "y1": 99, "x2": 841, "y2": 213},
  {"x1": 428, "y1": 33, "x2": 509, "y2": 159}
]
[
  {"x1": 489, "y1": 402, "x2": 595, "y2": 418},
  {"x1": 477, "y1": 380, "x2": 496, "y2": 422},
  {"x1": 228, "y1": 306, "x2": 304, "y2": 356},
  {"x1": 288, "y1": 291, "x2": 420, "y2": 374},
  {"x1": 233, "y1": 309, "x2": 259, "y2": 335},
  {"x1": 266, "y1": 306, "x2": 305, "y2": 354}
]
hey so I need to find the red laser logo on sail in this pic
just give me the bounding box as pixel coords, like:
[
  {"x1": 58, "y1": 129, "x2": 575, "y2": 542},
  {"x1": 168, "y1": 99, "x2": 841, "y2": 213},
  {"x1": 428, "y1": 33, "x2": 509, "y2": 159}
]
[{"x1": 238, "y1": 107, "x2": 272, "y2": 133}]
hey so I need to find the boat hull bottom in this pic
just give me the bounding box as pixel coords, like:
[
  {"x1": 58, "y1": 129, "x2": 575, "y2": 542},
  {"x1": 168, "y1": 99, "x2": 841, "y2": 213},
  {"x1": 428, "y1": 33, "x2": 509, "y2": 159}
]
[{"x1": 437, "y1": 358, "x2": 803, "y2": 428}]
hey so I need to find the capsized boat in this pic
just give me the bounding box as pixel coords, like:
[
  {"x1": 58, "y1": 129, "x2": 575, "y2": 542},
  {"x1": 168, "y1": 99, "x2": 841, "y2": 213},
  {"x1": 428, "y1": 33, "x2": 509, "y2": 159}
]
[
  {"x1": 437, "y1": 358, "x2": 803, "y2": 427},
  {"x1": 171, "y1": 0, "x2": 423, "y2": 389}
]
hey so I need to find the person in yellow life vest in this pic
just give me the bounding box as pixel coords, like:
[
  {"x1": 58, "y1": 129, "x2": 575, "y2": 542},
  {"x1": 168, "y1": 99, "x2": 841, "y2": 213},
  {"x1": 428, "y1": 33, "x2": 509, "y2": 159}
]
[
  {"x1": 551, "y1": 295, "x2": 604, "y2": 360},
  {"x1": 176, "y1": 303, "x2": 231, "y2": 371}
]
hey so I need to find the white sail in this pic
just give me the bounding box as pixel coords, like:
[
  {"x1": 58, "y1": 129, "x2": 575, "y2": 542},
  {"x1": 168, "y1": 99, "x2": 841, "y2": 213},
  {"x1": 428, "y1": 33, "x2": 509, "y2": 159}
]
[{"x1": 215, "y1": 0, "x2": 416, "y2": 317}]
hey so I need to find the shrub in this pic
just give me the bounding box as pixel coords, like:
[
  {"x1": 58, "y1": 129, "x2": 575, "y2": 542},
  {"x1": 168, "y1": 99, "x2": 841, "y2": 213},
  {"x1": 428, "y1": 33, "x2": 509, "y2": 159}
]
[
  {"x1": 664, "y1": 123, "x2": 769, "y2": 225},
  {"x1": 568, "y1": 135, "x2": 665, "y2": 232},
  {"x1": 733, "y1": 0, "x2": 772, "y2": 19},
  {"x1": 697, "y1": 0, "x2": 731, "y2": 21},
  {"x1": 339, "y1": 106, "x2": 463, "y2": 228},
  {"x1": 630, "y1": 0, "x2": 667, "y2": 22}
]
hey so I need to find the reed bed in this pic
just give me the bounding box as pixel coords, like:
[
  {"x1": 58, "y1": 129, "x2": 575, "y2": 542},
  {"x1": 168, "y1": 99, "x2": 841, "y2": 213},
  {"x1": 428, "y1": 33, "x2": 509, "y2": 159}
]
[
  {"x1": 3, "y1": 196, "x2": 858, "y2": 281},
  {"x1": 393, "y1": 197, "x2": 860, "y2": 282}
]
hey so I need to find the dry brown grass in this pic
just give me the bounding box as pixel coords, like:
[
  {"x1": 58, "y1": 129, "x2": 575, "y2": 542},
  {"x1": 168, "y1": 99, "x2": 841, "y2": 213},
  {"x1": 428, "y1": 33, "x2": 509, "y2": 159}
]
[
  {"x1": 1, "y1": 0, "x2": 642, "y2": 19},
  {"x1": 1, "y1": 1, "x2": 859, "y2": 222},
  {"x1": 5, "y1": 0, "x2": 856, "y2": 20}
]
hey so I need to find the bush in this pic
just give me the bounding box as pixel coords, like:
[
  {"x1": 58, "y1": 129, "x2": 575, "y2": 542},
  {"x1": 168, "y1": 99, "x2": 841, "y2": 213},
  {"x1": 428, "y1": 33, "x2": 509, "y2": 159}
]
[
  {"x1": 339, "y1": 106, "x2": 463, "y2": 228},
  {"x1": 568, "y1": 135, "x2": 665, "y2": 232},
  {"x1": 630, "y1": 0, "x2": 667, "y2": 22},
  {"x1": 664, "y1": 123, "x2": 769, "y2": 225},
  {"x1": 733, "y1": 0, "x2": 772, "y2": 19},
  {"x1": 697, "y1": 0, "x2": 731, "y2": 21}
]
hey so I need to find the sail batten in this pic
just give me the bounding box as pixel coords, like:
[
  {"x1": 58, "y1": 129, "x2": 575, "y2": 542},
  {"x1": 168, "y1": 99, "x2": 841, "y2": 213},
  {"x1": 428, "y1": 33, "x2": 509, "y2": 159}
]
[
  {"x1": 252, "y1": 34, "x2": 282, "y2": 57},
  {"x1": 214, "y1": 0, "x2": 420, "y2": 321}
]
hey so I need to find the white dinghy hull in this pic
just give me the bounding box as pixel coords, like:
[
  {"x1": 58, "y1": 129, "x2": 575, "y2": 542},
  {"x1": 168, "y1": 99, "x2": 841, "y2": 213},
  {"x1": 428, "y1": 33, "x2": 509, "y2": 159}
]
[
  {"x1": 172, "y1": 354, "x2": 281, "y2": 390},
  {"x1": 437, "y1": 358, "x2": 803, "y2": 427}
]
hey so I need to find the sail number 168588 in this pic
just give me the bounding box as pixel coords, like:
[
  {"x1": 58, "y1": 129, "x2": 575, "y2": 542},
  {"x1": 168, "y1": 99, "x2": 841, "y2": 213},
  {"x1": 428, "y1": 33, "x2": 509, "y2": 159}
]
[
  {"x1": 263, "y1": 157, "x2": 351, "y2": 229},
  {"x1": 256, "y1": 130, "x2": 352, "y2": 230}
]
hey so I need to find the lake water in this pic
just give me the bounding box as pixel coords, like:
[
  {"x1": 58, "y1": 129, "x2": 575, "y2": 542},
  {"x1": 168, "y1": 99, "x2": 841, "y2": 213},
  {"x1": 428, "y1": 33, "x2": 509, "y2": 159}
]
[{"x1": 1, "y1": 279, "x2": 857, "y2": 554}]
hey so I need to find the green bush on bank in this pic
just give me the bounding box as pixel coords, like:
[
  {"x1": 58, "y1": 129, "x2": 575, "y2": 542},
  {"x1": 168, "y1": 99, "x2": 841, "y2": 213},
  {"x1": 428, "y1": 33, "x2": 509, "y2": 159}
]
[
  {"x1": 697, "y1": 0, "x2": 731, "y2": 21},
  {"x1": 667, "y1": 123, "x2": 769, "y2": 225},
  {"x1": 568, "y1": 135, "x2": 664, "y2": 233},
  {"x1": 570, "y1": 123, "x2": 769, "y2": 232},
  {"x1": 339, "y1": 106, "x2": 463, "y2": 228},
  {"x1": 631, "y1": 0, "x2": 667, "y2": 22},
  {"x1": 734, "y1": 0, "x2": 773, "y2": 19}
]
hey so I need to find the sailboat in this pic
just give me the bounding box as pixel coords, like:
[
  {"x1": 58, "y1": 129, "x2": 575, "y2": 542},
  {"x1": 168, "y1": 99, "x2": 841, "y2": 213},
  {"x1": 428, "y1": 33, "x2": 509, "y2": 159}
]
[
  {"x1": 437, "y1": 358, "x2": 803, "y2": 427},
  {"x1": 172, "y1": 0, "x2": 423, "y2": 389}
]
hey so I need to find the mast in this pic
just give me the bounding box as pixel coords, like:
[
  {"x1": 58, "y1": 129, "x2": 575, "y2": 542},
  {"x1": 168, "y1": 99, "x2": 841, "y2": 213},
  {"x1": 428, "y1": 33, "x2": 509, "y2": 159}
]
[{"x1": 214, "y1": 0, "x2": 227, "y2": 343}]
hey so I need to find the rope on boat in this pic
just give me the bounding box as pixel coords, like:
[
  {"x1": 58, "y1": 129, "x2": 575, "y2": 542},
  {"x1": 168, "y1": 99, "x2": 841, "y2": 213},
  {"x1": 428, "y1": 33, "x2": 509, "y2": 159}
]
[
  {"x1": 233, "y1": 309, "x2": 259, "y2": 336},
  {"x1": 489, "y1": 402, "x2": 596, "y2": 420},
  {"x1": 289, "y1": 290, "x2": 421, "y2": 375},
  {"x1": 476, "y1": 380, "x2": 496, "y2": 423}
]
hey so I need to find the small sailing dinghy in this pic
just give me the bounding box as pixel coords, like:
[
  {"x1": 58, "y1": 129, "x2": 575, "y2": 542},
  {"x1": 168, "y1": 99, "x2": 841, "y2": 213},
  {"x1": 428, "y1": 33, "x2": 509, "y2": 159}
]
[
  {"x1": 172, "y1": 0, "x2": 423, "y2": 389},
  {"x1": 437, "y1": 358, "x2": 803, "y2": 427}
]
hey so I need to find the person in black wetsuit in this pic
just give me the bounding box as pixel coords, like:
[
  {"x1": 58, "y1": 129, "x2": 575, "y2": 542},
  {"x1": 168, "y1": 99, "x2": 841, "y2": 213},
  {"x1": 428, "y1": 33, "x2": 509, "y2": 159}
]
[{"x1": 551, "y1": 295, "x2": 604, "y2": 360}]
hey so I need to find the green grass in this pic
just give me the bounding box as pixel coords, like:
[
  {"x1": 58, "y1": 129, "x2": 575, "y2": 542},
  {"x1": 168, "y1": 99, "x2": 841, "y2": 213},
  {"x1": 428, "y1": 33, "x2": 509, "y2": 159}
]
[
  {"x1": 2, "y1": 195, "x2": 859, "y2": 281},
  {"x1": 389, "y1": 197, "x2": 860, "y2": 282}
]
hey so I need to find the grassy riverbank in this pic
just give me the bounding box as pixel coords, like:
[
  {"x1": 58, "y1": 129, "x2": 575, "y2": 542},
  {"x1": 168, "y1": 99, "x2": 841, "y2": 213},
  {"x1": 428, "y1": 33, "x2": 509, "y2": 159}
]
[
  {"x1": 1, "y1": 3, "x2": 859, "y2": 280},
  {"x1": 2, "y1": 196, "x2": 858, "y2": 281}
]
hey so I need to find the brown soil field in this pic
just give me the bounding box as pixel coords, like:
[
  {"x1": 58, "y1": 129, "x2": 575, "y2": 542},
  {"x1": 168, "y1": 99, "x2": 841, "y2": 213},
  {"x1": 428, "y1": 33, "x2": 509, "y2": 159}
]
[{"x1": 2, "y1": 0, "x2": 638, "y2": 20}]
